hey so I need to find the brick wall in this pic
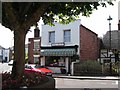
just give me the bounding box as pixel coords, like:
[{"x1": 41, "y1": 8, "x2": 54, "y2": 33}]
[
  {"x1": 28, "y1": 37, "x2": 41, "y2": 63},
  {"x1": 28, "y1": 38, "x2": 34, "y2": 63},
  {"x1": 80, "y1": 25, "x2": 100, "y2": 61}
]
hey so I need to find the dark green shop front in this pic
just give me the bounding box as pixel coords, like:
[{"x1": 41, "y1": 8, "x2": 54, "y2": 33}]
[
  {"x1": 41, "y1": 48, "x2": 76, "y2": 56},
  {"x1": 40, "y1": 46, "x2": 78, "y2": 74}
]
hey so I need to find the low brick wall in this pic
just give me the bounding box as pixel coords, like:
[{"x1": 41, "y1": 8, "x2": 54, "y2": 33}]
[{"x1": 28, "y1": 76, "x2": 55, "y2": 89}]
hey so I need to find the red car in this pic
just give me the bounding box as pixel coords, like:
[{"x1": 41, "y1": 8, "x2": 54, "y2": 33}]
[
  {"x1": 25, "y1": 64, "x2": 53, "y2": 76},
  {"x1": 35, "y1": 65, "x2": 53, "y2": 76}
]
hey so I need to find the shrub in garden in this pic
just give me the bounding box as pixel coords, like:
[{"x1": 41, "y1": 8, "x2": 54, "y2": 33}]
[
  {"x1": 112, "y1": 61, "x2": 120, "y2": 76},
  {"x1": 75, "y1": 60, "x2": 102, "y2": 76},
  {"x1": 1, "y1": 72, "x2": 48, "y2": 89},
  {"x1": 102, "y1": 64, "x2": 111, "y2": 76},
  {"x1": 102, "y1": 61, "x2": 120, "y2": 76}
]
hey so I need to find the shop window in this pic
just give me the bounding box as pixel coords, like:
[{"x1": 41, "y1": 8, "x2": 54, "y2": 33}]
[{"x1": 46, "y1": 57, "x2": 65, "y2": 67}]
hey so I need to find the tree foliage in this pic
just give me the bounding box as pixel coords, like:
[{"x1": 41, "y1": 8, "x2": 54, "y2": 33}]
[
  {"x1": 2, "y1": 2, "x2": 50, "y2": 32},
  {"x1": 1, "y1": 1, "x2": 114, "y2": 78},
  {"x1": 2, "y1": 1, "x2": 114, "y2": 30}
]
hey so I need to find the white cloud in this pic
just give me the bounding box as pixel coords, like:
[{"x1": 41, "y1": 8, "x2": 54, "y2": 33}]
[{"x1": 80, "y1": 1, "x2": 118, "y2": 37}]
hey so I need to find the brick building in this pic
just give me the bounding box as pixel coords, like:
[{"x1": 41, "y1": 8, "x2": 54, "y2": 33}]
[
  {"x1": 80, "y1": 25, "x2": 100, "y2": 61},
  {"x1": 28, "y1": 27, "x2": 41, "y2": 64},
  {"x1": 102, "y1": 20, "x2": 120, "y2": 50},
  {"x1": 40, "y1": 20, "x2": 100, "y2": 74}
]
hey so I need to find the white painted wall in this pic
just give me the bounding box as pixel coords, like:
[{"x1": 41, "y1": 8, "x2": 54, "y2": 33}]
[
  {"x1": 41, "y1": 19, "x2": 81, "y2": 47},
  {"x1": 41, "y1": 20, "x2": 81, "y2": 74},
  {"x1": 65, "y1": 57, "x2": 69, "y2": 73},
  {"x1": 41, "y1": 57, "x2": 45, "y2": 66}
]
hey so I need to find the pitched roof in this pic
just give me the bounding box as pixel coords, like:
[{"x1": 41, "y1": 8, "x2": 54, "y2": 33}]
[{"x1": 0, "y1": 45, "x2": 4, "y2": 49}]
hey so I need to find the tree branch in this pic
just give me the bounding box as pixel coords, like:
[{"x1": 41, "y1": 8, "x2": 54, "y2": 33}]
[
  {"x1": 21, "y1": 3, "x2": 50, "y2": 32},
  {"x1": 19, "y1": 3, "x2": 32, "y2": 18}
]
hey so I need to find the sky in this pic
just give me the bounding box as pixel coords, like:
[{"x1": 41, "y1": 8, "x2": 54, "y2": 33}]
[{"x1": 0, "y1": 1, "x2": 120, "y2": 49}]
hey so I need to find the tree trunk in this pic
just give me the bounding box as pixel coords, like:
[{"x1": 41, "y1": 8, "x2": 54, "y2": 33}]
[{"x1": 12, "y1": 29, "x2": 26, "y2": 78}]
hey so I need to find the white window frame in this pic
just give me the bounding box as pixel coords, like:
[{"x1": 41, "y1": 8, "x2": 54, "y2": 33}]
[
  {"x1": 64, "y1": 29, "x2": 71, "y2": 42},
  {"x1": 49, "y1": 31, "x2": 55, "y2": 43},
  {"x1": 34, "y1": 41, "x2": 39, "y2": 49}
]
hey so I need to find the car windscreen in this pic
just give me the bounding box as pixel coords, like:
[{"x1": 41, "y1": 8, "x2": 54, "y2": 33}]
[
  {"x1": 25, "y1": 65, "x2": 33, "y2": 69},
  {"x1": 35, "y1": 65, "x2": 47, "y2": 68}
]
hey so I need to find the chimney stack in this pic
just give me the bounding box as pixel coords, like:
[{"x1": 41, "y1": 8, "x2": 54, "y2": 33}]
[
  {"x1": 34, "y1": 27, "x2": 40, "y2": 37},
  {"x1": 118, "y1": 20, "x2": 120, "y2": 30}
]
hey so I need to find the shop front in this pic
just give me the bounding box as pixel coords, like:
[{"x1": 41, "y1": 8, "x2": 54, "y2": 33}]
[{"x1": 40, "y1": 46, "x2": 78, "y2": 74}]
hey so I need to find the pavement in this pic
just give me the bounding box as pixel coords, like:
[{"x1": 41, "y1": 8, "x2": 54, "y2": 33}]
[{"x1": 53, "y1": 74, "x2": 120, "y2": 80}]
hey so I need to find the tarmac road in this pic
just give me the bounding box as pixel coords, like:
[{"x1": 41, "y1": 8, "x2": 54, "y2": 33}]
[
  {"x1": 0, "y1": 62, "x2": 119, "y2": 90},
  {"x1": 55, "y1": 77, "x2": 119, "y2": 90}
]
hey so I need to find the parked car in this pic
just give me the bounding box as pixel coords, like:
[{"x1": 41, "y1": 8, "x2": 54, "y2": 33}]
[
  {"x1": 35, "y1": 65, "x2": 53, "y2": 76},
  {"x1": 8, "y1": 60, "x2": 14, "y2": 66},
  {"x1": 25, "y1": 64, "x2": 53, "y2": 76},
  {"x1": 24, "y1": 64, "x2": 41, "y2": 74}
]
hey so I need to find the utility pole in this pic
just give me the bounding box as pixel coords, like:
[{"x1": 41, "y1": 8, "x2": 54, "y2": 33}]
[
  {"x1": 107, "y1": 15, "x2": 112, "y2": 75},
  {"x1": 107, "y1": 15, "x2": 112, "y2": 49}
]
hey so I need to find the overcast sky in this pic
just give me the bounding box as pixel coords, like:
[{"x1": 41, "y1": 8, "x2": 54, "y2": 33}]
[{"x1": 0, "y1": 1, "x2": 119, "y2": 48}]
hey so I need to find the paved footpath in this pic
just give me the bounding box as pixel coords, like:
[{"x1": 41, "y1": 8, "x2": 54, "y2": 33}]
[
  {"x1": 53, "y1": 74, "x2": 120, "y2": 80},
  {"x1": 53, "y1": 74, "x2": 120, "y2": 90},
  {"x1": 0, "y1": 62, "x2": 12, "y2": 73}
]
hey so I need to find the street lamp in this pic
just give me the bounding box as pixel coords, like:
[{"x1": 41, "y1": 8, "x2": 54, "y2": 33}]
[
  {"x1": 107, "y1": 15, "x2": 112, "y2": 50},
  {"x1": 107, "y1": 15, "x2": 112, "y2": 75}
]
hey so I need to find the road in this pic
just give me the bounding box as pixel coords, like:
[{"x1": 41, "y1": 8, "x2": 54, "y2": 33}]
[
  {"x1": 0, "y1": 63, "x2": 119, "y2": 90},
  {"x1": 55, "y1": 78, "x2": 119, "y2": 90},
  {"x1": 0, "y1": 62, "x2": 12, "y2": 73}
]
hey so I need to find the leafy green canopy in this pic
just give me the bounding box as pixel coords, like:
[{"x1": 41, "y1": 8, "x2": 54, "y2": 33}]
[
  {"x1": 2, "y1": 1, "x2": 114, "y2": 31},
  {"x1": 42, "y1": 2, "x2": 114, "y2": 25}
]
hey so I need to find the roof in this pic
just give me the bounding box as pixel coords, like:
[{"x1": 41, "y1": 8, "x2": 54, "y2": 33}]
[
  {"x1": 0, "y1": 45, "x2": 5, "y2": 49},
  {"x1": 80, "y1": 24, "x2": 98, "y2": 36}
]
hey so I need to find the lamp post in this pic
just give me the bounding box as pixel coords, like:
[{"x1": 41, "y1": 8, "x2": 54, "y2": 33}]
[
  {"x1": 107, "y1": 15, "x2": 112, "y2": 49},
  {"x1": 107, "y1": 15, "x2": 112, "y2": 75}
]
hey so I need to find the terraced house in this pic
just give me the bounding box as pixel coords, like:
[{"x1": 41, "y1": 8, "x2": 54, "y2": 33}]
[
  {"x1": 0, "y1": 45, "x2": 9, "y2": 62},
  {"x1": 39, "y1": 19, "x2": 100, "y2": 74}
]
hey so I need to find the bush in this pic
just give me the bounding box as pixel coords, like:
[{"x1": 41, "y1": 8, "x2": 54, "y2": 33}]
[
  {"x1": 102, "y1": 61, "x2": 120, "y2": 76},
  {"x1": 2, "y1": 72, "x2": 48, "y2": 89},
  {"x1": 74, "y1": 60, "x2": 102, "y2": 76},
  {"x1": 112, "y1": 61, "x2": 120, "y2": 76},
  {"x1": 102, "y1": 64, "x2": 111, "y2": 76}
]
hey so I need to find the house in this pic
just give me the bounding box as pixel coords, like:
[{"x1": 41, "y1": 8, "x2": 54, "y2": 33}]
[
  {"x1": 0, "y1": 45, "x2": 4, "y2": 62},
  {"x1": 9, "y1": 44, "x2": 28, "y2": 62},
  {"x1": 40, "y1": 19, "x2": 100, "y2": 74},
  {"x1": 102, "y1": 30, "x2": 120, "y2": 50},
  {"x1": 0, "y1": 45, "x2": 10, "y2": 62},
  {"x1": 80, "y1": 25, "x2": 100, "y2": 61},
  {"x1": 100, "y1": 18, "x2": 120, "y2": 63},
  {"x1": 28, "y1": 27, "x2": 41, "y2": 64},
  {"x1": 102, "y1": 19, "x2": 120, "y2": 50}
]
